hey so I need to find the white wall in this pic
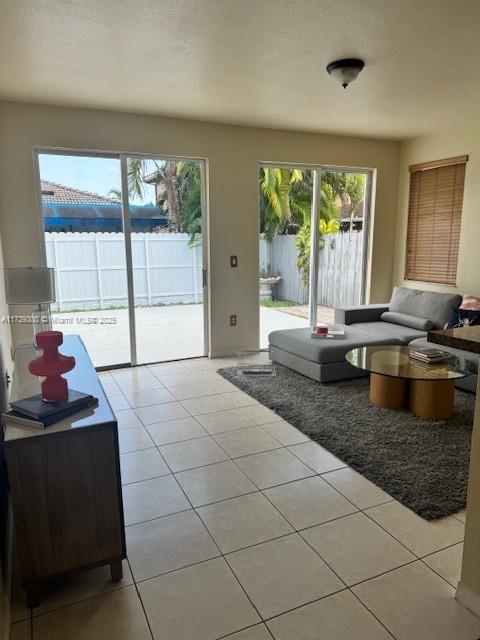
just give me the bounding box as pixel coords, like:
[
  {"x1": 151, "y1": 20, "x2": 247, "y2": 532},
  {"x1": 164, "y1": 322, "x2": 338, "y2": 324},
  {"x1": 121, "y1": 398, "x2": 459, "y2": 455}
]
[{"x1": 0, "y1": 101, "x2": 400, "y2": 354}]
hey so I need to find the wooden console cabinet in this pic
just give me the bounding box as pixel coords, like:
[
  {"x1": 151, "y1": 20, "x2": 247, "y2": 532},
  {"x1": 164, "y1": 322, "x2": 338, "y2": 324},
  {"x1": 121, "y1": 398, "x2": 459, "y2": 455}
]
[{"x1": 3, "y1": 335, "x2": 126, "y2": 607}]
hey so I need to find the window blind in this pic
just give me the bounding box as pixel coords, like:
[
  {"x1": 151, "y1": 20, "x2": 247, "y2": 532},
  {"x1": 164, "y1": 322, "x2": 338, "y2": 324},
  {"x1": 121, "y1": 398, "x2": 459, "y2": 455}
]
[{"x1": 405, "y1": 156, "x2": 467, "y2": 285}]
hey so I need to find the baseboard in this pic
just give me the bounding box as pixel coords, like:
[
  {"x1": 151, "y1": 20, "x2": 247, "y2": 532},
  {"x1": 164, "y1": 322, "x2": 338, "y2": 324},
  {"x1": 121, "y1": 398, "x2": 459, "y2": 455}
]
[{"x1": 456, "y1": 581, "x2": 480, "y2": 618}]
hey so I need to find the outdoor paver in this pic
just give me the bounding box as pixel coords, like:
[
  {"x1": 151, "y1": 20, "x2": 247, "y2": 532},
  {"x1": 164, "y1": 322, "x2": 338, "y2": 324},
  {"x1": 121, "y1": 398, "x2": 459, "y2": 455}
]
[{"x1": 56, "y1": 306, "x2": 309, "y2": 367}]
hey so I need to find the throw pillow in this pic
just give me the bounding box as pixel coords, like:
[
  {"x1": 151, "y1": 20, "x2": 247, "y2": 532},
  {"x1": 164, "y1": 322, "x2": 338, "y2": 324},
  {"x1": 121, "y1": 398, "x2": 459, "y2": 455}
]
[
  {"x1": 445, "y1": 295, "x2": 480, "y2": 328},
  {"x1": 459, "y1": 295, "x2": 480, "y2": 326}
]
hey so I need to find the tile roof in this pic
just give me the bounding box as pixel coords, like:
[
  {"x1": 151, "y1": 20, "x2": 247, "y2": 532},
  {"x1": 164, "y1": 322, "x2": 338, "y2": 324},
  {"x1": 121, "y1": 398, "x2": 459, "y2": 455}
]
[{"x1": 41, "y1": 180, "x2": 120, "y2": 205}]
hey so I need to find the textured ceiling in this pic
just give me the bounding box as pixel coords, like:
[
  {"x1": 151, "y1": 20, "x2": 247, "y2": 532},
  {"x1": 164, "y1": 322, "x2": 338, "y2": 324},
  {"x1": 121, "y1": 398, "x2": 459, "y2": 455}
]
[{"x1": 1, "y1": 0, "x2": 479, "y2": 140}]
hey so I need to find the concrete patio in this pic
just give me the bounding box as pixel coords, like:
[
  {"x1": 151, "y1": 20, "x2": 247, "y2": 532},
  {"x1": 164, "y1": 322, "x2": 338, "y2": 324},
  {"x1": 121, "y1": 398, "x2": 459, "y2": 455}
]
[{"x1": 52, "y1": 304, "x2": 331, "y2": 368}]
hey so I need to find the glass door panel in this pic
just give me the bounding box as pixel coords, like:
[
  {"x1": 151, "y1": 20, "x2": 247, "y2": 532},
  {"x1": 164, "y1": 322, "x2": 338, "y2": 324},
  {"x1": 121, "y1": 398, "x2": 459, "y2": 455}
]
[
  {"x1": 123, "y1": 157, "x2": 206, "y2": 364},
  {"x1": 258, "y1": 166, "x2": 311, "y2": 348},
  {"x1": 314, "y1": 169, "x2": 370, "y2": 326},
  {"x1": 37, "y1": 152, "x2": 131, "y2": 368}
]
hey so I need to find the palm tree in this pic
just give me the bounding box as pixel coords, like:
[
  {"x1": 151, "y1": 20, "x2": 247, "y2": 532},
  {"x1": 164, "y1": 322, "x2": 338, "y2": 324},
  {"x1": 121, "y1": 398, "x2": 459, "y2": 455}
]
[
  {"x1": 323, "y1": 171, "x2": 365, "y2": 231},
  {"x1": 123, "y1": 158, "x2": 182, "y2": 232},
  {"x1": 259, "y1": 168, "x2": 304, "y2": 240}
]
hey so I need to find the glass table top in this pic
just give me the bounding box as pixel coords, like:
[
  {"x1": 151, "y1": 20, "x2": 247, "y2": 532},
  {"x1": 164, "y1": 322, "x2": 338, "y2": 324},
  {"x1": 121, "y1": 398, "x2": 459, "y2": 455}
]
[{"x1": 345, "y1": 345, "x2": 469, "y2": 381}]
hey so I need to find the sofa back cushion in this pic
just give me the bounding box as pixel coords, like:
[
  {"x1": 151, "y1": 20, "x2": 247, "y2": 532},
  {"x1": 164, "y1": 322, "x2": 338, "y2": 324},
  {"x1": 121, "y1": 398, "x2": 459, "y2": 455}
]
[
  {"x1": 381, "y1": 311, "x2": 434, "y2": 331},
  {"x1": 389, "y1": 286, "x2": 462, "y2": 329}
]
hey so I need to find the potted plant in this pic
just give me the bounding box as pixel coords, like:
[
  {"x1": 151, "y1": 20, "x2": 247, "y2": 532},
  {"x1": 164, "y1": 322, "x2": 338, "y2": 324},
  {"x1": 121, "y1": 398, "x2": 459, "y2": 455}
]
[{"x1": 259, "y1": 266, "x2": 282, "y2": 301}]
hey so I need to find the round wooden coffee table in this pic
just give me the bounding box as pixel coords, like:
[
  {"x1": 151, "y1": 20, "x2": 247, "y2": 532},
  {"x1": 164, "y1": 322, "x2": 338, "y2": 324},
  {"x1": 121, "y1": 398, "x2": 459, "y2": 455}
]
[{"x1": 345, "y1": 345, "x2": 468, "y2": 421}]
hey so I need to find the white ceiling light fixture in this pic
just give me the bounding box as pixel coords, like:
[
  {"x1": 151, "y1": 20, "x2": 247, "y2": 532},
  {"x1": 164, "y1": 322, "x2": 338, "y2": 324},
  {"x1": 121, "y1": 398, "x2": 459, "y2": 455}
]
[{"x1": 326, "y1": 58, "x2": 365, "y2": 89}]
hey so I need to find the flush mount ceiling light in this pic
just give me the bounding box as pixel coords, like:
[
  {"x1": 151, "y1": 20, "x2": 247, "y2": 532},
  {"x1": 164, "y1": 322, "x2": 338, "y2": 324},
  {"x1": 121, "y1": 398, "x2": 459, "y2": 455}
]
[{"x1": 326, "y1": 58, "x2": 365, "y2": 89}]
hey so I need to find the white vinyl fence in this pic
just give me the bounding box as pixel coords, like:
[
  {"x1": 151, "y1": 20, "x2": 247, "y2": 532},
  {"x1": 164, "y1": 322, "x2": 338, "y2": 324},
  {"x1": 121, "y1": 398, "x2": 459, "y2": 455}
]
[
  {"x1": 46, "y1": 231, "x2": 364, "y2": 312},
  {"x1": 46, "y1": 233, "x2": 203, "y2": 311},
  {"x1": 260, "y1": 231, "x2": 365, "y2": 308}
]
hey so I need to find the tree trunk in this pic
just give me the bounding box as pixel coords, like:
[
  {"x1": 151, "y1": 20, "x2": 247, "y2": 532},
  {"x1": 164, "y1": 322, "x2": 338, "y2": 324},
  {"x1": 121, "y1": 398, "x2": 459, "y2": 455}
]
[{"x1": 164, "y1": 162, "x2": 181, "y2": 232}]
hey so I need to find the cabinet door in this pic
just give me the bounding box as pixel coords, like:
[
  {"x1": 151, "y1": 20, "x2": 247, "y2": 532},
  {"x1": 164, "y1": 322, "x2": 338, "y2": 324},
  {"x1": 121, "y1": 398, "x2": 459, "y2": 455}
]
[{"x1": 6, "y1": 427, "x2": 125, "y2": 581}]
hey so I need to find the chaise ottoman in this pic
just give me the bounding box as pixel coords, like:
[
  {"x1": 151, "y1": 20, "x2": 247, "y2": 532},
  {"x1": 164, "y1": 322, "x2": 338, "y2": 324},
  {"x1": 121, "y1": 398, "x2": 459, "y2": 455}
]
[{"x1": 268, "y1": 326, "x2": 403, "y2": 383}]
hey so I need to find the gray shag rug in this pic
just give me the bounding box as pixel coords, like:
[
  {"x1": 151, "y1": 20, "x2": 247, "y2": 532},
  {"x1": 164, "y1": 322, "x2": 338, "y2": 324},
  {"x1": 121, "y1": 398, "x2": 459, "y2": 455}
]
[{"x1": 218, "y1": 365, "x2": 474, "y2": 520}]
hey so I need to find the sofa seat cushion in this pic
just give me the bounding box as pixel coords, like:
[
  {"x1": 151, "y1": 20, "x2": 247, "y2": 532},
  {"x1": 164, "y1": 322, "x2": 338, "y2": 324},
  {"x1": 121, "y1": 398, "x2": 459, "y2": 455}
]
[
  {"x1": 268, "y1": 326, "x2": 402, "y2": 365},
  {"x1": 352, "y1": 321, "x2": 427, "y2": 344},
  {"x1": 389, "y1": 286, "x2": 462, "y2": 329}
]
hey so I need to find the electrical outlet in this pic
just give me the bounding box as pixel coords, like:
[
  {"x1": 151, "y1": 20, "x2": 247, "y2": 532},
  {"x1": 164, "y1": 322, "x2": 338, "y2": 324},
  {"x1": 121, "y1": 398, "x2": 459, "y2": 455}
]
[
  {"x1": 230, "y1": 255, "x2": 238, "y2": 268},
  {"x1": 230, "y1": 314, "x2": 237, "y2": 326}
]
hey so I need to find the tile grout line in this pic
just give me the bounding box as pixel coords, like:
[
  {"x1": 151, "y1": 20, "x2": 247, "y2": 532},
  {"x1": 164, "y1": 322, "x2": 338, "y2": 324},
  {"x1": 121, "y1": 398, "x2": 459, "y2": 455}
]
[
  {"x1": 124, "y1": 557, "x2": 155, "y2": 640},
  {"x1": 348, "y1": 588, "x2": 398, "y2": 639},
  {"x1": 115, "y1": 363, "x2": 466, "y2": 638}
]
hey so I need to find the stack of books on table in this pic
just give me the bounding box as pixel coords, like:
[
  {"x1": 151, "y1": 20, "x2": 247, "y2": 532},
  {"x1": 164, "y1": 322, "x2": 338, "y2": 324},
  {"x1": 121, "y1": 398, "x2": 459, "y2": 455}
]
[
  {"x1": 409, "y1": 347, "x2": 451, "y2": 364},
  {"x1": 2, "y1": 389, "x2": 98, "y2": 430}
]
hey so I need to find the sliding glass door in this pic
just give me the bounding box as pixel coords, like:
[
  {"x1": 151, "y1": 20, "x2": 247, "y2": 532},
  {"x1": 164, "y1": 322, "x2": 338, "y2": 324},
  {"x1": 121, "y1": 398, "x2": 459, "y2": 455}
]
[
  {"x1": 314, "y1": 168, "x2": 371, "y2": 320},
  {"x1": 35, "y1": 150, "x2": 208, "y2": 369},
  {"x1": 122, "y1": 156, "x2": 206, "y2": 364},
  {"x1": 258, "y1": 163, "x2": 372, "y2": 340},
  {"x1": 37, "y1": 152, "x2": 131, "y2": 368}
]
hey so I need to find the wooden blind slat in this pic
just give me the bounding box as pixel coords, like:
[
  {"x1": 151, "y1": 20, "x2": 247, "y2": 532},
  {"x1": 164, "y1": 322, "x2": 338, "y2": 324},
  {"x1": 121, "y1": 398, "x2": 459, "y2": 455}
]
[
  {"x1": 404, "y1": 159, "x2": 466, "y2": 285},
  {"x1": 409, "y1": 155, "x2": 469, "y2": 173}
]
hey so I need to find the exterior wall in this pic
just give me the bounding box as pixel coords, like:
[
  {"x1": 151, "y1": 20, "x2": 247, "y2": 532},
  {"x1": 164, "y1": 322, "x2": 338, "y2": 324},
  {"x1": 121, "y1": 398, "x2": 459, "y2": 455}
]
[{"x1": 0, "y1": 101, "x2": 400, "y2": 354}]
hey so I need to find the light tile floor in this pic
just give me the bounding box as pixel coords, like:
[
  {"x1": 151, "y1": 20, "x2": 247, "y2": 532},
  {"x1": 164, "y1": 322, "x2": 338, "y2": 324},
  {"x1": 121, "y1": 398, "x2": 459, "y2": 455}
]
[{"x1": 10, "y1": 357, "x2": 480, "y2": 640}]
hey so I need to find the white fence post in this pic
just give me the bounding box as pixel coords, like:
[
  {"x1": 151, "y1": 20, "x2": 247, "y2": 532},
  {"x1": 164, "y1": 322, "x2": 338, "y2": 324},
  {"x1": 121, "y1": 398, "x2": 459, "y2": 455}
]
[
  {"x1": 144, "y1": 234, "x2": 152, "y2": 306},
  {"x1": 51, "y1": 234, "x2": 62, "y2": 312},
  {"x1": 94, "y1": 234, "x2": 104, "y2": 309}
]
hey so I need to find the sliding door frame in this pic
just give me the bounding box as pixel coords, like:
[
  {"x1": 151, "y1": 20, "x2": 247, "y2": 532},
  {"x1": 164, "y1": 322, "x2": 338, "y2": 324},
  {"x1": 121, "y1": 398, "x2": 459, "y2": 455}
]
[
  {"x1": 120, "y1": 152, "x2": 209, "y2": 366},
  {"x1": 33, "y1": 146, "x2": 209, "y2": 369},
  {"x1": 259, "y1": 161, "x2": 374, "y2": 327}
]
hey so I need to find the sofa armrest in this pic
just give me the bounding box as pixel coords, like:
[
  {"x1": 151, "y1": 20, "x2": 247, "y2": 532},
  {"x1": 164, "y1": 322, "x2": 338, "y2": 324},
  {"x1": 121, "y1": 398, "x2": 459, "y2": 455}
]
[{"x1": 334, "y1": 304, "x2": 390, "y2": 325}]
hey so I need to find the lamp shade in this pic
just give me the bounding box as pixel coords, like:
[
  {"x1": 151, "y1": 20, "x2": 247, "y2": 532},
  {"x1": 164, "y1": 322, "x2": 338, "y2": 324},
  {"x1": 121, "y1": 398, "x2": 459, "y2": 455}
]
[{"x1": 4, "y1": 267, "x2": 56, "y2": 305}]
